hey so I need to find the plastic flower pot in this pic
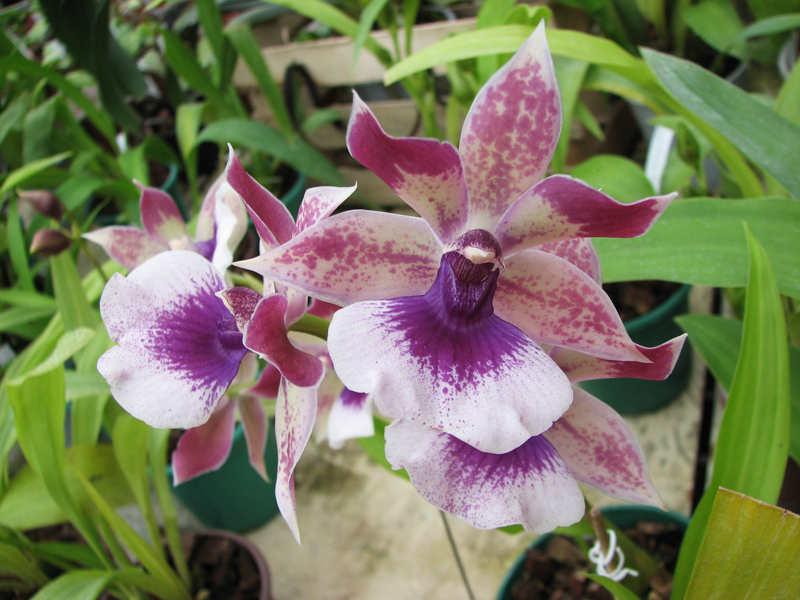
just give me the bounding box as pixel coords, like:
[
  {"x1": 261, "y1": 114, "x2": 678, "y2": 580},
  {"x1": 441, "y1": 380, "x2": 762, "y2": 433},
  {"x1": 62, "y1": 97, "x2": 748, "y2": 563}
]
[
  {"x1": 167, "y1": 422, "x2": 280, "y2": 533},
  {"x1": 578, "y1": 284, "x2": 692, "y2": 414},
  {"x1": 496, "y1": 505, "x2": 690, "y2": 600}
]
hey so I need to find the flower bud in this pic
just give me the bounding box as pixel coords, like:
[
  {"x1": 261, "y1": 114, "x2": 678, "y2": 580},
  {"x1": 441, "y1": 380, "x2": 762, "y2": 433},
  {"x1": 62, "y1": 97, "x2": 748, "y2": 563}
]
[
  {"x1": 18, "y1": 190, "x2": 64, "y2": 221},
  {"x1": 29, "y1": 229, "x2": 71, "y2": 258}
]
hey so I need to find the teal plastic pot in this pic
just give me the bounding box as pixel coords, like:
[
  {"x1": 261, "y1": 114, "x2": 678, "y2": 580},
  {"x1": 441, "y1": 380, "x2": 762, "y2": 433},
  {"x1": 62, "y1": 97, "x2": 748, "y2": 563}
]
[
  {"x1": 578, "y1": 284, "x2": 692, "y2": 414},
  {"x1": 497, "y1": 505, "x2": 689, "y2": 600},
  {"x1": 167, "y1": 422, "x2": 280, "y2": 533}
]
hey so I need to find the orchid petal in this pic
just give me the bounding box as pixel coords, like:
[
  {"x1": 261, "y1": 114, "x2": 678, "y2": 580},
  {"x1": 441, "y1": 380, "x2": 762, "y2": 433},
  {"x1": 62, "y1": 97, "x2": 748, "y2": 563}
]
[
  {"x1": 226, "y1": 148, "x2": 294, "y2": 248},
  {"x1": 239, "y1": 396, "x2": 269, "y2": 480},
  {"x1": 172, "y1": 399, "x2": 236, "y2": 485},
  {"x1": 275, "y1": 378, "x2": 317, "y2": 544},
  {"x1": 210, "y1": 185, "x2": 248, "y2": 274},
  {"x1": 551, "y1": 334, "x2": 687, "y2": 382},
  {"x1": 195, "y1": 170, "x2": 226, "y2": 242},
  {"x1": 284, "y1": 287, "x2": 308, "y2": 327},
  {"x1": 248, "y1": 364, "x2": 281, "y2": 399},
  {"x1": 138, "y1": 184, "x2": 189, "y2": 245},
  {"x1": 236, "y1": 211, "x2": 442, "y2": 305},
  {"x1": 495, "y1": 175, "x2": 676, "y2": 256},
  {"x1": 347, "y1": 93, "x2": 468, "y2": 243},
  {"x1": 307, "y1": 299, "x2": 341, "y2": 321},
  {"x1": 536, "y1": 238, "x2": 602, "y2": 284},
  {"x1": 328, "y1": 258, "x2": 573, "y2": 453},
  {"x1": 312, "y1": 361, "x2": 346, "y2": 444},
  {"x1": 243, "y1": 294, "x2": 325, "y2": 389},
  {"x1": 495, "y1": 250, "x2": 648, "y2": 362},
  {"x1": 98, "y1": 251, "x2": 247, "y2": 428},
  {"x1": 544, "y1": 386, "x2": 663, "y2": 506},
  {"x1": 460, "y1": 22, "x2": 561, "y2": 230},
  {"x1": 217, "y1": 286, "x2": 262, "y2": 332},
  {"x1": 385, "y1": 420, "x2": 585, "y2": 532},
  {"x1": 83, "y1": 226, "x2": 167, "y2": 270},
  {"x1": 327, "y1": 389, "x2": 374, "y2": 450},
  {"x1": 295, "y1": 184, "x2": 357, "y2": 235}
]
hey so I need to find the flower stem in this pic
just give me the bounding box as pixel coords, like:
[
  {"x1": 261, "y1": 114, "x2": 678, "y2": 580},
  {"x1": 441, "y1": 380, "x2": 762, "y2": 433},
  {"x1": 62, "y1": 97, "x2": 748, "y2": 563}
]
[
  {"x1": 287, "y1": 313, "x2": 329, "y2": 340},
  {"x1": 439, "y1": 511, "x2": 475, "y2": 600}
]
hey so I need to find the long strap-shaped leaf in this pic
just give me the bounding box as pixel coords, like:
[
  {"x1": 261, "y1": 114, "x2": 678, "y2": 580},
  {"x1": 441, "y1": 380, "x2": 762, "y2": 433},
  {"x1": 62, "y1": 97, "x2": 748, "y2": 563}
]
[{"x1": 671, "y1": 226, "x2": 791, "y2": 599}]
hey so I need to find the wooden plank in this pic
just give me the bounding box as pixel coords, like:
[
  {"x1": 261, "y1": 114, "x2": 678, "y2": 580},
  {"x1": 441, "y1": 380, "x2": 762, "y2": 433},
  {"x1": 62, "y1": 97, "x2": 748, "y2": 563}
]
[{"x1": 234, "y1": 18, "x2": 477, "y2": 88}]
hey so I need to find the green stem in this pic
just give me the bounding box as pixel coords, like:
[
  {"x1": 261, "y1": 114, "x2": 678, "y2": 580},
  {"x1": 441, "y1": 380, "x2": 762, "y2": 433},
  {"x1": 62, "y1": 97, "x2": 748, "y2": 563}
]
[
  {"x1": 439, "y1": 511, "x2": 475, "y2": 600},
  {"x1": 287, "y1": 313, "x2": 330, "y2": 340}
]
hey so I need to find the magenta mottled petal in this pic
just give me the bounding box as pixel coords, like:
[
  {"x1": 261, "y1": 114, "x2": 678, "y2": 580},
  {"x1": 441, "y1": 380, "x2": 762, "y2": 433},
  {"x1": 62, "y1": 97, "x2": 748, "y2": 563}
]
[
  {"x1": 550, "y1": 334, "x2": 688, "y2": 382},
  {"x1": 460, "y1": 23, "x2": 560, "y2": 230},
  {"x1": 536, "y1": 238, "x2": 602, "y2": 284},
  {"x1": 275, "y1": 379, "x2": 317, "y2": 543},
  {"x1": 347, "y1": 94, "x2": 468, "y2": 243},
  {"x1": 295, "y1": 184, "x2": 357, "y2": 235},
  {"x1": 138, "y1": 185, "x2": 189, "y2": 245},
  {"x1": 328, "y1": 260, "x2": 573, "y2": 453},
  {"x1": 226, "y1": 150, "x2": 294, "y2": 248},
  {"x1": 172, "y1": 399, "x2": 236, "y2": 485},
  {"x1": 495, "y1": 175, "x2": 677, "y2": 256},
  {"x1": 248, "y1": 364, "x2": 281, "y2": 398},
  {"x1": 385, "y1": 421, "x2": 585, "y2": 532},
  {"x1": 495, "y1": 250, "x2": 647, "y2": 362},
  {"x1": 326, "y1": 389, "x2": 374, "y2": 450},
  {"x1": 544, "y1": 387, "x2": 663, "y2": 506},
  {"x1": 97, "y1": 251, "x2": 247, "y2": 428},
  {"x1": 239, "y1": 395, "x2": 269, "y2": 480},
  {"x1": 243, "y1": 294, "x2": 325, "y2": 389},
  {"x1": 236, "y1": 211, "x2": 442, "y2": 305},
  {"x1": 83, "y1": 226, "x2": 167, "y2": 270},
  {"x1": 307, "y1": 299, "x2": 341, "y2": 321},
  {"x1": 218, "y1": 286, "x2": 262, "y2": 332}
]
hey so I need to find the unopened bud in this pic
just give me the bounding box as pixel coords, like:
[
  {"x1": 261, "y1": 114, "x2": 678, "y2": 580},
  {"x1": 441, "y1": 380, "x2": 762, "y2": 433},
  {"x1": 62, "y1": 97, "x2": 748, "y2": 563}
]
[
  {"x1": 30, "y1": 229, "x2": 71, "y2": 257},
  {"x1": 18, "y1": 190, "x2": 64, "y2": 221}
]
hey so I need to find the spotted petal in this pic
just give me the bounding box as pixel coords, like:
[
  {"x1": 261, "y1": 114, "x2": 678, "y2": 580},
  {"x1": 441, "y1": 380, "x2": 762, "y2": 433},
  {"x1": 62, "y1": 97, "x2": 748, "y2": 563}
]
[
  {"x1": 295, "y1": 184, "x2": 357, "y2": 235},
  {"x1": 171, "y1": 399, "x2": 236, "y2": 485},
  {"x1": 544, "y1": 387, "x2": 663, "y2": 506},
  {"x1": 328, "y1": 256, "x2": 573, "y2": 453},
  {"x1": 239, "y1": 395, "x2": 269, "y2": 480},
  {"x1": 98, "y1": 251, "x2": 247, "y2": 429},
  {"x1": 347, "y1": 93, "x2": 468, "y2": 243},
  {"x1": 536, "y1": 238, "x2": 602, "y2": 284},
  {"x1": 495, "y1": 175, "x2": 676, "y2": 256},
  {"x1": 275, "y1": 379, "x2": 317, "y2": 544},
  {"x1": 460, "y1": 22, "x2": 561, "y2": 231},
  {"x1": 139, "y1": 184, "x2": 189, "y2": 245},
  {"x1": 495, "y1": 249, "x2": 648, "y2": 362},
  {"x1": 83, "y1": 226, "x2": 167, "y2": 270},
  {"x1": 385, "y1": 420, "x2": 585, "y2": 532},
  {"x1": 236, "y1": 211, "x2": 442, "y2": 305},
  {"x1": 550, "y1": 335, "x2": 688, "y2": 382}
]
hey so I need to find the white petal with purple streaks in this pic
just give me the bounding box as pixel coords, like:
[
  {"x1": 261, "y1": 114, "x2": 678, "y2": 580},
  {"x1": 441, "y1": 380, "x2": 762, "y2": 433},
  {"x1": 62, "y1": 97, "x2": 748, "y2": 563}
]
[
  {"x1": 83, "y1": 226, "x2": 167, "y2": 270},
  {"x1": 460, "y1": 22, "x2": 561, "y2": 230},
  {"x1": 237, "y1": 211, "x2": 443, "y2": 305},
  {"x1": 294, "y1": 184, "x2": 357, "y2": 235},
  {"x1": 385, "y1": 420, "x2": 585, "y2": 532},
  {"x1": 327, "y1": 389, "x2": 374, "y2": 450},
  {"x1": 98, "y1": 251, "x2": 247, "y2": 429},
  {"x1": 544, "y1": 387, "x2": 663, "y2": 507}
]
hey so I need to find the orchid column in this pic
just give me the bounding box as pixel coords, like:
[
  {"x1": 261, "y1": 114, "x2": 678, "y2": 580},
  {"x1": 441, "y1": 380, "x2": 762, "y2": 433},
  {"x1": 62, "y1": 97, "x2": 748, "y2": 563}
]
[{"x1": 238, "y1": 23, "x2": 686, "y2": 533}]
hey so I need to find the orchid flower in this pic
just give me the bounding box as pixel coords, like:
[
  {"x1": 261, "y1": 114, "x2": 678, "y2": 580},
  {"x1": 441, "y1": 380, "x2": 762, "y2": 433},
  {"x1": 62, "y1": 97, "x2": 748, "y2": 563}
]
[
  {"x1": 218, "y1": 150, "x2": 359, "y2": 541},
  {"x1": 236, "y1": 23, "x2": 686, "y2": 533},
  {"x1": 85, "y1": 169, "x2": 247, "y2": 274}
]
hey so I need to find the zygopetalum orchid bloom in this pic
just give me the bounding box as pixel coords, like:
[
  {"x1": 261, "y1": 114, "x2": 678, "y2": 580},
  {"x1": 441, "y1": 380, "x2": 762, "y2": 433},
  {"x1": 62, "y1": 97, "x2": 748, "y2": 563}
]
[
  {"x1": 236, "y1": 23, "x2": 686, "y2": 533},
  {"x1": 84, "y1": 169, "x2": 247, "y2": 274}
]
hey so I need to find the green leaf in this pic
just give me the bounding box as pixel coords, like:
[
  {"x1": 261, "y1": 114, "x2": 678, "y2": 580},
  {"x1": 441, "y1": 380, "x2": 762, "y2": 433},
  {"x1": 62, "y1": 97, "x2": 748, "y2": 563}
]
[
  {"x1": 642, "y1": 48, "x2": 800, "y2": 200},
  {"x1": 196, "y1": 0, "x2": 238, "y2": 89},
  {"x1": 30, "y1": 569, "x2": 113, "y2": 600},
  {"x1": 0, "y1": 541, "x2": 49, "y2": 586},
  {"x1": 0, "y1": 289, "x2": 56, "y2": 310},
  {"x1": 593, "y1": 197, "x2": 800, "y2": 299},
  {"x1": 680, "y1": 0, "x2": 746, "y2": 59},
  {"x1": 64, "y1": 372, "x2": 110, "y2": 401},
  {"x1": 160, "y1": 29, "x2": 227, "y2": 108},
  {"x1": 70, "y1": 324, "x2": 113, "y2": 446},
  {"x1": 198, "y1": 119, "x2": 345, "y2": 185},
  {"x1": 23, "y1": 98, "x2": 58, "y2": 164},
  {"x1": 357, "y1": 418, "x2": 409, "y2": 481},
  {"x1": 584, "y1": 573, "x2": 641, "y2": 600},
  {"x1": 570, "y1": 155, "x2": 655, "y2": 203},
  {"x1": 552, "y1": 56, "x2": 589, "y2": 173},
  {"x1": 684, "y1": 489, "x2": 800, "y2": 599},
  {"x1": 676, "y1": 314, "x2": 800, "y2": 466},
  {"x1": 0, "y1": 151, "x2": 72, "y2": 196},
  {"x1": 175, "y1": 102, "x2": 204, "y2": 203},
  {"x1": 355, "y1": 0, "x2": 391, "y2": 64},
  {"x1": 0, "y1": 307, "x2": 54, "y2": 333},
  {"x1": 735, "y1": 13, "x2": 800, "y2": 43},
  {"x1": 225, "y1": 25, "x2": 293, "y2": 137},
  {"x1": 51, "y1": 252, "x2": 98, "y2": 332},
  {"x1": 4, "y1": 199, "x2": 33, "y2": 291},
  {"x1": 776, "y1": 54, "x2": 800, "y2": 128},
  {"x1": 672, "y1": 227, "x2": 791, "y2": 599}
]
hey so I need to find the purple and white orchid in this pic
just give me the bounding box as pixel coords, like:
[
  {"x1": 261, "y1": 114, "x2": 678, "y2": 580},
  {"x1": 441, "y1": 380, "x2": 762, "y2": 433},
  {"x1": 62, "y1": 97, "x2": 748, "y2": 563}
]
[
  {"x1": 236, "y1": 23, "x2": 686, "y2": 533},
  {"x1": 85, "y1": 169, "x2": 247, "y2": 274}
]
